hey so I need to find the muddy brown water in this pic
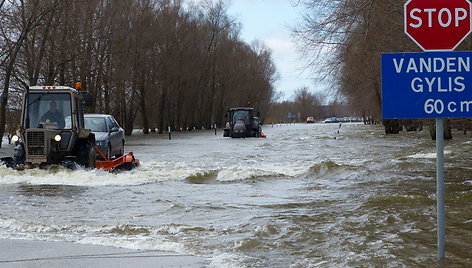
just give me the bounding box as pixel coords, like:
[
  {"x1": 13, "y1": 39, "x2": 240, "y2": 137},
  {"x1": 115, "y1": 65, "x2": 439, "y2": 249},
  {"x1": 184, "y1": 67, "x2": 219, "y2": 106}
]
[{"x1": 0, "y1": 123, "x2": 471, "y2": 267}]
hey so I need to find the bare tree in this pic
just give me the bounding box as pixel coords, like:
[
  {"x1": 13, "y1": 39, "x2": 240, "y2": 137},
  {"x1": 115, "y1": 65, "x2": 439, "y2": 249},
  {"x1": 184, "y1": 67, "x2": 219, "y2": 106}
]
[
  {"x1": 293, "y1": 0, "x2": 427, "y2": 134},
  {"x1": 0, "y1": 0, "x2": 64, "y2": 147},
  {"x1": 0, "y1": 0, "x2": 277, "y2": 140}
]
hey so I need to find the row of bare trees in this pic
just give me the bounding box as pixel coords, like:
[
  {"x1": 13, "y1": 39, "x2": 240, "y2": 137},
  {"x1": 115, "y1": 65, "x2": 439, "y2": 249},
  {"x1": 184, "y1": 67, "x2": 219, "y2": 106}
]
[
  {"x1": 0, "y1": 0, "x2": 277, "y2": 146},
  {"x1": 293, "y1": 0, "x2": 472, "y2": 137},
  {"x1": 268, "y1": 87, "x2": 321, "y2": 123},
  {"x1": 267, "y1": 87, "x2": 353, "y2": 123}
]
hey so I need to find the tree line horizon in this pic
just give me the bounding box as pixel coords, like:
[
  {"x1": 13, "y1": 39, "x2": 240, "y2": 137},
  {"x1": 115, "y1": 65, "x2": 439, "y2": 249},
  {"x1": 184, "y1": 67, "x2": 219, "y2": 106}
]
[
  {"x1": 7, "y1": 0, "x2": 457, "y2": 146},
  {"x1": 294, "y1": 0, "x2": 472, "y2": 138},
  {"x1": 0, "y1": 0, "x2": 280, "y2": 146}
]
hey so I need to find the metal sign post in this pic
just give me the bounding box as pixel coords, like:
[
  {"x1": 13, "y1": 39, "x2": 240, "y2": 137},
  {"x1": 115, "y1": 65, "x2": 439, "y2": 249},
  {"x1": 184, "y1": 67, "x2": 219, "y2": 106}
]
[{"x1": 436, "y1": 118, "x2": 445, "y2": 259}]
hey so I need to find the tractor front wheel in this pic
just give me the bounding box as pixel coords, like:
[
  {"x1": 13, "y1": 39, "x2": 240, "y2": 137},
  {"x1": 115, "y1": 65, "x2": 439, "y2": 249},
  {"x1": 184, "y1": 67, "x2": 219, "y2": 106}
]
[{"x1": 77, "y1": 141, "x2": 96, "y2": 169}]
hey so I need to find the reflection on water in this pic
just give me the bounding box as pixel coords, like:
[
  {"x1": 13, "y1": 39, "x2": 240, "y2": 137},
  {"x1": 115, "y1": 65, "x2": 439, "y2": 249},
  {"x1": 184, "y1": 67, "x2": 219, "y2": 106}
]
[{"x1": 0, "y1": 123, "x2": 471, "y2": 267}]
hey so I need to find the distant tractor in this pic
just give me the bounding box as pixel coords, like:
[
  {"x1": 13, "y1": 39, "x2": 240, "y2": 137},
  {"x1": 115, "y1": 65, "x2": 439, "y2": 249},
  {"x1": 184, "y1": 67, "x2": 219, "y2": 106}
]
[
  {"x1": 2, "y1": 85, "x2": 97, "y2": 168},
  {"x1": 223, "y1": 107, "x2": 264, "y2": 138}
]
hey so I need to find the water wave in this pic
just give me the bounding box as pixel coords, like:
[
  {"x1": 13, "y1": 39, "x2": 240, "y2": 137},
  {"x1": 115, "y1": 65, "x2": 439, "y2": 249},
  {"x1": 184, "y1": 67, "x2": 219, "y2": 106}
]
[
  {"x1": 0, "y1": 161, "x2": 217, "y2": 186},
  {"x1": 306, "y1": 160, "x2": 345, "y2": 176},
  {"x1": 216, "y1": 167, "x2": 291, "y2": 182},
  {"x1": 234, "y1": 238, "x2": 267, "y2": 250},
  {"x1": 0, "y1": 218, "x2": 191, "y2": 253},
  {"x1": 214, "y1": 160, "x2": 357, "y2": 182},
  {"x1": 0, "y1": 159, "x2": 352, "y2": 186},
  {"x1": 0, "y1": 165, "x2": 154, "y2": 186},
  {"x1": 108, "y1": 224, "x2": 151, "y2": 235},
  {"x1": 254, "y1": 224, "x2": 279, "y2": 237},
  {"x1": 185, "y1": 170, "x2": 219, "y2": 184}
]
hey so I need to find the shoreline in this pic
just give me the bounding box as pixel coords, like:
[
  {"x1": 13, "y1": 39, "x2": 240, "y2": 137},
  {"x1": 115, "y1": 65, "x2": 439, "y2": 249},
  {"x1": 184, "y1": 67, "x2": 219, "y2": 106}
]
[{"x1": 0, "y1": 238, "x2": 207, "y2": 267}]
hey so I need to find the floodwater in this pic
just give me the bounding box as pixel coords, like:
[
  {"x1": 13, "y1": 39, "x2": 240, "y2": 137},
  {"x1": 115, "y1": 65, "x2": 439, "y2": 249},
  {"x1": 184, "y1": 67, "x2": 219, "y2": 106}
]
[{"x1": 0, "y1": 123, "x2": 471, "y2": 267}]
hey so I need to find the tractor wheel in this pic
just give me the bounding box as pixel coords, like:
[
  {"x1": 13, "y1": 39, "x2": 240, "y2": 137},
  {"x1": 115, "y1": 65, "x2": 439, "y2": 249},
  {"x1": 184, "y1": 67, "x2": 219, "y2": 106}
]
[
  {"x1": 77, "y1": 141, "x2": 96, "y2": 169},
  {"x1": 62, "y1": 160, "x2": 78, "y2": 170},
  {"x1": 13, "y1": 143, "x2": 25, "y2": 165},
  {"x1": 87, "y1": 146, "x2": 97, "y2": 169}
]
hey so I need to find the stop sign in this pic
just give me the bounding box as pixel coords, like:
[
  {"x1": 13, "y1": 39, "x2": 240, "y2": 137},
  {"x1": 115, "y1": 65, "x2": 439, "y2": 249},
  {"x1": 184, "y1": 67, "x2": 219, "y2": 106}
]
[{"x1": 405, "y1": 0, "x2": 472, "y2": 51}]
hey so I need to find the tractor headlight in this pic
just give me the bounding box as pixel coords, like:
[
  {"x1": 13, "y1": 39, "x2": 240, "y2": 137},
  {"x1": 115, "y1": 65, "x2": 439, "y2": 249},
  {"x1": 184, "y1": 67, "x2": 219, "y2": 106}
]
[
  {"x1": 11, "y1": 135, "x2": 19, "y2": 142},
  {"x1": 54, "y1": 134, "x2": 62, "y2": 142}
]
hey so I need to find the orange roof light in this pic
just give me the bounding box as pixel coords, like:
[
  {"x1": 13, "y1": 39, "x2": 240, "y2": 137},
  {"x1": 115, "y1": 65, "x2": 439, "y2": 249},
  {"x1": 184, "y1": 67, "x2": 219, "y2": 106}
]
[{"x1": 75, "y1": 82, "x2": 82, "y2": 90}]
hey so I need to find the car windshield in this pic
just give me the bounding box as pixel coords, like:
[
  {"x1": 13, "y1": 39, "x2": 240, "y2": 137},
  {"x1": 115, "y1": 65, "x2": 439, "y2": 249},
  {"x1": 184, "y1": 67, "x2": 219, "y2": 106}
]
[
  {"x1": 84, "y1": 117, "x2": 108, "y2": 132},
  {"x1": 23, "y1": 93, "x2": 71, "y2": 129},
  {"x1": 232, "y1": 110, "x2": 249, "y2": 122}
]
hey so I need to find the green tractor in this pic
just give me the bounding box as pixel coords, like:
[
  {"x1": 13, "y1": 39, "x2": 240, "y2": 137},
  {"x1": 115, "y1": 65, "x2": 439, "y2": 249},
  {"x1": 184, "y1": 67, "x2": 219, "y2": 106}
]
[{"x1": 2, "y1": 85, "x2": 96, "y2": 169}]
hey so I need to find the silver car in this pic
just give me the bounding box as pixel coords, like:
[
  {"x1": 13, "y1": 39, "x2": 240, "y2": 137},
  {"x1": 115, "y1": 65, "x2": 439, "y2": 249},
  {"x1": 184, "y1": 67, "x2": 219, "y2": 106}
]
[{"x1": 84, "y1": 114, "x2": 125, "y2": 160}]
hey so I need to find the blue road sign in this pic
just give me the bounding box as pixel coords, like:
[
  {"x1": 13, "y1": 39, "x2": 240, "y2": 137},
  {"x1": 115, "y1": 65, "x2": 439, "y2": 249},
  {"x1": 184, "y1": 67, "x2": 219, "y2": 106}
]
[{"x1": 382, "y1": 51, "x2": 472, "y2": 119}]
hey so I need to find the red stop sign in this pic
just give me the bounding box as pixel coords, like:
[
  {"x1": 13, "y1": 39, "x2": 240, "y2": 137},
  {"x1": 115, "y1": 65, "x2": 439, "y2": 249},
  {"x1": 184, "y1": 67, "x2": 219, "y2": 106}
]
[{"x1": 405, "y1": 0, "x2": 472, "y2": 51}]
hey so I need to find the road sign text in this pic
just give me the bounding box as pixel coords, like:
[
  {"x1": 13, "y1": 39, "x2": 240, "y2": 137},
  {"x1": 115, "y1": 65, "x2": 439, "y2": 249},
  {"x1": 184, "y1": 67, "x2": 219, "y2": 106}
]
[
  {"x1": 382, "y1": 52, "x2": 472, "y2": 119},
  {"x1": 404, "y1": 0, "x2": 472, "y2": 51}
]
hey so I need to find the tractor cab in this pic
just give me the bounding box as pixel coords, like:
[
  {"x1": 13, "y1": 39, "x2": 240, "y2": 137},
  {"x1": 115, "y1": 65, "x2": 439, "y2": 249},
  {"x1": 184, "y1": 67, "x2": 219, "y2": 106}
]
[
  {"x1": 223, "y1": 107, "x2": 264, "y2": 138},
  {"x1": 11, "y1": 86, "x2": 96, "y2": 168}
]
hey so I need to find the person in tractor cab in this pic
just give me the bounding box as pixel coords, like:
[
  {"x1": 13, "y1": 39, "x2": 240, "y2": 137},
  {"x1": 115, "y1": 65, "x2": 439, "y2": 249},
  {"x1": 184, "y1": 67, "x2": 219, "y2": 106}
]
[{"x1": 40, "y1": 101, "x2": 65, "y2": 129}]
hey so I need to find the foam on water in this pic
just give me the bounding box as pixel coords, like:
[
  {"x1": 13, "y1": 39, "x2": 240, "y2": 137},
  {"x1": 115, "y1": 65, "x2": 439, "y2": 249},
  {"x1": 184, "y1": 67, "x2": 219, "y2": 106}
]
[
  {"x1": 208, "y1": 252, "x2": 246, "y2": 268},
  {"x1": 77, "y1": 236, "x2": 186, "y2": 252},
  {"x1": 406, "y1": 150, "x2": 451, "y2": 159},
  {"x1": 0, "y1": 161, "x2": 222, "y2": 186},
  {"x1": 0, "y1": 217, "x2": 188, "y2": 253},
  {"x1": 217, "y1": 167, "x2": 286, "y2": 182},
  {"x1": 0, "y1": 158, "x2": 349, "y2": 186}
]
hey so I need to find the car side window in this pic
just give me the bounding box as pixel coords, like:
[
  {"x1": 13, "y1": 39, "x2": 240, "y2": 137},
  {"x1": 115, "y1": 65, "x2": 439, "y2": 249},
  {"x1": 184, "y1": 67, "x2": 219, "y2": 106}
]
[
  {"x1": 110, "y1": 116, "x2": 120, "y2": 128},
  {"x1": 106, "y1": 117, "x2": 114, "y2": 130}
]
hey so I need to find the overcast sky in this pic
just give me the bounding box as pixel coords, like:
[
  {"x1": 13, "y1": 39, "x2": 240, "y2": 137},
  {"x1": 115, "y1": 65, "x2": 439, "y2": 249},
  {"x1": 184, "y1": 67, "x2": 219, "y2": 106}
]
[{"x1": 186, "y1": 0, "x2": 322, "y2": 101}]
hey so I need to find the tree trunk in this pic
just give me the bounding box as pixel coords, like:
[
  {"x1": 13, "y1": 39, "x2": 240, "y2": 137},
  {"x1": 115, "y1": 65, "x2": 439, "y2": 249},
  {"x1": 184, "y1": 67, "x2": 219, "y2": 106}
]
[
  {"x1": 141, "y1": 89, "x2": 149, "y2": 134},
  {"x1": 0, "y1": 39, "x2": 25, "y2": 147},
  {"x1": 383, "y1": 119, "x2": 402, "y2": 134},
  {"x1": 429, "y1": 119, "x2": 453, "y2": 140},
  {"x1": 158, "y1": 92, "x2": 166, "y2": 134}
]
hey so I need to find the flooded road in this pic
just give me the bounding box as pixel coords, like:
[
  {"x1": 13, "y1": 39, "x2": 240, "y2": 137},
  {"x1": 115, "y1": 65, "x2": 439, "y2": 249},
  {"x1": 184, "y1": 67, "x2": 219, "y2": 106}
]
[{"x1": 0, "y1": 123, "x2": 471, "y2": 267}]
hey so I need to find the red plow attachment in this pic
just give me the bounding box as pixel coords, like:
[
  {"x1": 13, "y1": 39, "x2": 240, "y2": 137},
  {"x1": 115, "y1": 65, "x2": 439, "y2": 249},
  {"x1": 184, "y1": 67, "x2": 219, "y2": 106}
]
[{"x1": 94, "y1": 147, "x2": 140, "y2": 171}]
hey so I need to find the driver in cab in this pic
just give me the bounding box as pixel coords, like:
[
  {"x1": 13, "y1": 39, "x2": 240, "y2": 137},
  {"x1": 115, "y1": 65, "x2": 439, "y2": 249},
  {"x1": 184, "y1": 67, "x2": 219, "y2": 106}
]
[{"x1": 40, "y1": 101, "x2": 65, "y2": 129}]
